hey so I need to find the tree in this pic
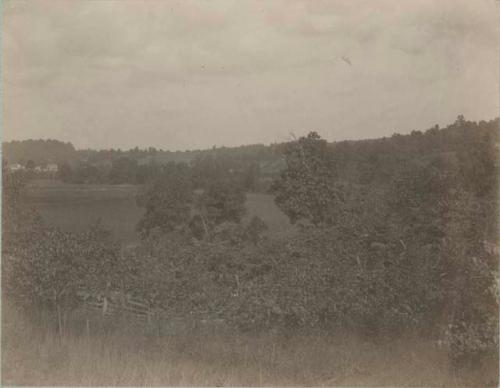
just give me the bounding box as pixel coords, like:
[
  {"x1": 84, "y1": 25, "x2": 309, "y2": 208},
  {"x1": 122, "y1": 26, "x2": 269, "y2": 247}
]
[
  {"x1": 72, "y1": 162, "x2": 103, "y2": 184},
  {"x1": 135, "y1": 161, "x2": 161, "y2": 185},
  {"x1": 191, "y1": 154, "x2": 232, "y2": 189},
  {"x1": 57, "y1": 162, "x2": 73, "y2": 183},
  {"x1": 4, "y1": 222, "x2": 82, "y2": 334},
  {"x1": 389, "y1": 152, "x2": 499, "y2": 365},
  {"x1": 76, "y1": 220, "x2": 122, "y2": 299},
  {"x1": 3, "y1": 191, "x2": 122, "y2": 335},
  {"x1": 272, "y1": 132, "x2": 343, "y2": 226},
  {"x1": 456, "y1": 132, "x2": 497, "y2": 197},
  {"x1": 25, "y1": 159, "x2": 36, "y2": 170},
  {"x1": 108, "y1": 157, "x2": 138, "y2": 184},
  {"x1": 2, "y1": 162, "x2": 39, "y2": 255},
  {"x1": 193, "y1": 178, "x2": 247, "y2": 239},
  {"x1": 136, "y1": 162, "x2": 193, "y2": 237},
  {"x1": 243, "y1": 163, "x2": 261, "y2": 192}
]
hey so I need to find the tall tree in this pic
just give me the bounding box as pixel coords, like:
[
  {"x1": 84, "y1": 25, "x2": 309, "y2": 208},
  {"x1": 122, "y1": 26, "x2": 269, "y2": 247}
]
[
  {"x1": 272, "y1": 132, "x2": 343, "y2": 226},
  {"x1": 192, "y1": 178, "x2": 247, "y2": 239},
  {"x1": 56, "y1": 162, "x2": 73, "y2": 183},
  {"x1": 136, "y1": 162, "x2": 193, "y2": 237},
  {"x1": 108, "y1": 157, "x2": 138, "y2": 184}
]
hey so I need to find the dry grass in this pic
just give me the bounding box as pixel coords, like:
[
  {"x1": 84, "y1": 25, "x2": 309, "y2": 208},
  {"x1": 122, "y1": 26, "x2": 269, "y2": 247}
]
[{"x1": 2, "y1": 306, "x2": 497, "y2": 386}]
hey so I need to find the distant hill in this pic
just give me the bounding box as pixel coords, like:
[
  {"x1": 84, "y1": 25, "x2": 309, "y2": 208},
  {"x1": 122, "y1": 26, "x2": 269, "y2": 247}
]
[
  {"x1": 77, "y1": 143, "x2": 285, "y2": 176},
  {"x1": 3, "y1": 139, "x2": 77, "y2": 166},
  {"x1": 3, "y1": 138, "x2": 286, "y2": 178},
  {"x1": 4, "y1": 116, "x2": 498, "y2": 187}
]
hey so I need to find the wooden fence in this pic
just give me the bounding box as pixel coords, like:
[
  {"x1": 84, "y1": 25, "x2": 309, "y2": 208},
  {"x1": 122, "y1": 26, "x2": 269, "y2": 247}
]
[
  {"x1": 78, "y1": 291, "x2": 162, "y2": 327},
  {"x1": 76, "y1": 290, "x2": 230, "y2": 335}
]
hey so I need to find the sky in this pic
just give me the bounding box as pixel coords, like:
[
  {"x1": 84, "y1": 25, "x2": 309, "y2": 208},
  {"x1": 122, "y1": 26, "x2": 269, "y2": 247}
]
[{"x1": 2, "y1": 0, "x2": 499, "y2": 150}]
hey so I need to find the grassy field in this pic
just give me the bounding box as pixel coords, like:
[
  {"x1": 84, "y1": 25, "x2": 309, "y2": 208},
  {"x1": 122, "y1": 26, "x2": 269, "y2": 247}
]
[
  {"x1": 5, "y1": 286, "x2": 497, "y2": 387},
  {"x1": 23, "y1": 180, "x2": 294, "y2": 243},
  {"x1": 3, "y1": 304, "x2": 497, "y2": 387}
]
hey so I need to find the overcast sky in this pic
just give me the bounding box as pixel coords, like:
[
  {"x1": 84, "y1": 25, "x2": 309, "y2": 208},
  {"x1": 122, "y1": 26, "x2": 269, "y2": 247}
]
[{"x1": 3, "y1": 0, "x2": 499, "y2": 150}]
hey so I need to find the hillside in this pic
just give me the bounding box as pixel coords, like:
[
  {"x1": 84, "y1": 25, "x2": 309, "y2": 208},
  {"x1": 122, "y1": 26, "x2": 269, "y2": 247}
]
[
  {"x1": 4, "y1": 116, "x2": 499, "y2": 189},
  {"x1": 3, "y1": 139, "x2": 77, "y2": 165}
]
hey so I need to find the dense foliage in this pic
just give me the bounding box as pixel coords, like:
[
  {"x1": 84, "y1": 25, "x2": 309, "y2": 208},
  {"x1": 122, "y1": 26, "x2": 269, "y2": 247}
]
[
  {"x1": 3, "y1": 116, "x2": 498, "y2": 370},
  {"x1": 136, "y1": 162, "x2": 193, "y2": 236}
]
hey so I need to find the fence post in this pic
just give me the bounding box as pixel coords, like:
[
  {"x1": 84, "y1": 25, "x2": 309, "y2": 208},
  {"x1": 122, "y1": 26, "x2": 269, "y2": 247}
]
[
  {"x1": 56, "y1": 303, "x2": 63, "y2": 341},
  {"x1": 147, "y1": 303, "x2": 152, "y2": 326},
  {"x1": 235, "y1": 274, "x2": 240, "y2": 297},
  {"x1": 102, "y1": 296, "x2": 108, "y2": 316}
]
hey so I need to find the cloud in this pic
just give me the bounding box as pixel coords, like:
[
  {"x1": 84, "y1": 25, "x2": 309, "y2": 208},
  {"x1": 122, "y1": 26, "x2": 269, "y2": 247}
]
[{"x1": 3, "y1": 0, "x2": 498, "y2": 150}]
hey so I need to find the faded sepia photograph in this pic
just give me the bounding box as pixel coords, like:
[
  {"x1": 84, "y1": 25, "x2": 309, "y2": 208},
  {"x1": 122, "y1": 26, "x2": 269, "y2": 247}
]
[{"x1": 1, "y1": 0, "x2": 499, "y2": 386}]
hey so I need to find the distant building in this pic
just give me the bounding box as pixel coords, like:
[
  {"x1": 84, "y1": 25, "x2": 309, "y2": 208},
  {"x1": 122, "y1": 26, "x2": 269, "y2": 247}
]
[
  {"x1": 8, "y1": 163, "x2": 25, "y2": 171},
  {"x1": 45, "y1": 163, "x2": 58, "y2": 172}
]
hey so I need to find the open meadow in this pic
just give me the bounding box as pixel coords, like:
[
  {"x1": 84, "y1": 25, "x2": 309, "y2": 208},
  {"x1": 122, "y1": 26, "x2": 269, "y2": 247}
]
[{"x1": 23, "y1": 180, "x2": 294, "y2": 243}]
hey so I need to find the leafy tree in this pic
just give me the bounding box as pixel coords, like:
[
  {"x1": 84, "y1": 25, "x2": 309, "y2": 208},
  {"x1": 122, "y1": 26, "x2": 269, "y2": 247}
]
[
  {"x1": 136, "y1": 162, "x2": 193, "y2": 237},
  {"x1": 72, "y1": 162, "x2": 103, "y2": 184},
  {"x1": 108, "y1": 157, "x2": 138, "y2": 184},
  {"x1": 3, "y1": 195, "x2": 121, "y2": 335},
  {"x1": 25, "y1": 159, "x2": 36, "y2": 170},
  {"x1": 2, "y1": 162, "x2": 39, "y2": 255},
  {"x1": 119, "y1": 246, "x2": 168, "y2": 321},
  {"x1": 242, "y1": 163, "x2": 261, "y2": 191},
  {"x1": 76, "y1": 220, "x2": 122, "y2": 299},
  {"x1": 193, "y1": 179, "x2": 246, "y2": 239},
  {"x1": 387, "y1": 149, "x2": 498, "y2": 364},
  {"x1": 191, "y1": 154, "x2": 232, "y2": 189},
  {"x1": 4, "y1": 222, "x2": 82, "y2": 334},
  {"x1": 57, "y1": 162, "x2": 73, "y2": 183},
  {"x1": 135, "y1": 161, "x2": 161, "y2": 185},
  {"x1": 456, "y1": 132, "x2": 497, "y2": 197},
  {"x1": 272, "y1": 132, "x2": 343, "y2": 226}
]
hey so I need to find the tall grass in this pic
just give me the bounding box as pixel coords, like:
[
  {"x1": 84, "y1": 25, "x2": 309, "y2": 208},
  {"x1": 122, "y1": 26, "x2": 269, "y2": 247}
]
[{"x1": 2, "y1": 304, "x2": 497, "y2": 386}]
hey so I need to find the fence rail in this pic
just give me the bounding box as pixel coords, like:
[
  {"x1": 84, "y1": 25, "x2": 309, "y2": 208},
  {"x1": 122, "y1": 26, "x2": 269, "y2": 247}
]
[
  {"x1": 76, "y1": 290, "x2": 230, "y2": 335},
  {"x1": 78, "y1": 291, "x2": 162, "y2": 325}
]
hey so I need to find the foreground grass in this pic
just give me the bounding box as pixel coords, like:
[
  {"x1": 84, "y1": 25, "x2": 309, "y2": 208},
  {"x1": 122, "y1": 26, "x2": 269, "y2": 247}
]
[{"x1": 2, "y1": 308, "x2": 497, "y2": 386}]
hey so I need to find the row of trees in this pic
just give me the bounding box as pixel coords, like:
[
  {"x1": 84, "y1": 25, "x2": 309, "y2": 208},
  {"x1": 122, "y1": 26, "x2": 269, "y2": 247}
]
[
  {"x1": 4, "y1": 139, "x2": 282, "y2": 191},
  {"x1": 3, "y1": 139, "x2": 77, "y2": 166},
  {"x1": 55, "y1": 156, "x2": 268, "y2": 192},
  {"x1": 3, "y1": 138, "x2": 281, "y2": 169}
]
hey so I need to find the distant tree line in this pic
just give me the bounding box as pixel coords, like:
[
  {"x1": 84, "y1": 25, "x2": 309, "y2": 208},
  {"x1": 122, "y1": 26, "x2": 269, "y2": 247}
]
[
  {"x1": 3, "y1": 139, "x2": 77, "y2": 166},
  {"x1": 4, "y1": 139, "x2": 284, "y2": 191},
  {"x1": 54, "y1": 156, "x2": 271, "y2": 194}
]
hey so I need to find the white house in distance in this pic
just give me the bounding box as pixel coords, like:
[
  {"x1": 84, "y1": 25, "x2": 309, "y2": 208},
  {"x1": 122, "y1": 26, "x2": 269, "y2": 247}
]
[
  {"x1": 45, "y1": 163, "x2": 58, "y2": 172},
  {"x1": 7, "y1": 163, "x2": 58, "y2": 173},
  {"x1": 37, "y1": 163, "x2": 59, "y2": 174},
  {"x1": 7, "y1": 163, "x2": 25, "y2": 171}
]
